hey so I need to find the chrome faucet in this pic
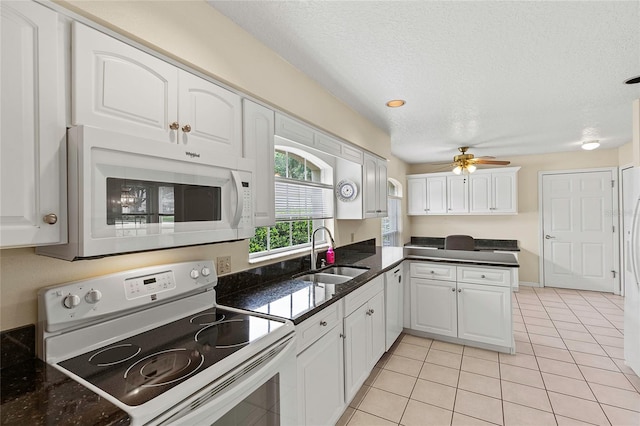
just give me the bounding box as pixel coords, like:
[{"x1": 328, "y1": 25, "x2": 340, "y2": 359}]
[{"x1": 311, "y1": 226, "x2": 335, "y2": 270}]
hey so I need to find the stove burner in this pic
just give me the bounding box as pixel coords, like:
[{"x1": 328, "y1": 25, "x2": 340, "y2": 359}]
[
  {"x1": 88, "y1": 344, "x2": 142, "y2": 367},
  {"x1": 124, "y1": 348, "x2": 204, "y2": 388},
  {"x1": 189, "y1": 312, "x2": 226, "y2": 326},
  {"x1": 195, "y1": 319, "x2": 250, "y2": 349}
]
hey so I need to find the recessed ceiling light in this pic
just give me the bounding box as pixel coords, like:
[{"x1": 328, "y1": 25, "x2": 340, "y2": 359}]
[
  {"x1": 386, "y1": 99, "x2": 406, "y2": 108},
  {"x1": 624, "y1": 75, "x2": 640, "y2": 84},
  {"x1": 581, "y1": 140, "x2": 600, "y2": 150}
]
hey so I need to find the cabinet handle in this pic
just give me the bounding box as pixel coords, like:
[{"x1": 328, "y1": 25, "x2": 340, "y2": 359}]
[
  {"x1": 169, "y1": 121, "x2": 179, "y2": 130},
  {"x1": 43, "y1": 213, "x2": 57, "y2": 225},
  {"x1": 481, "y1": 275, "x2": 486, "y2": 278},
  {"x1": 339, "y1": 333, "x2": 346, "y2": 339},
  {"x1": 320, "y1": 320, "x2": 327, "y2": 326},
  {"x1": 458, "y1": 288, "x2": 462, "y2": 293},
  {"x1": 451, "y1": 288, "x2": 456, "y2": 292},
  {"x1": 370, "y1": 308, "x2": 375, "y2": 315},
  {"x1": 182, "y1": 124, "x2": 192, "y2": 133},
  {"x1": 366, "y1": 308, "x2": 375, "y2": 316},
  {"x1": 430, "y1": 270, "x2": 435, "y2": 274}
]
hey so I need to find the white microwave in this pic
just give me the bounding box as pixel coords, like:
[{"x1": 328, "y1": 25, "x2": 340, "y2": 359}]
[{"x1": 38, "y1": 126, "x2": 254, "y2": 260}]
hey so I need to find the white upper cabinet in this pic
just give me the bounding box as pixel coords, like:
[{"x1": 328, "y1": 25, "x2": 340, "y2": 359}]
[
  {"x1": 363, "y1": 153, "x2": 388, "y2": 218},
  {"x1": 447, "y1": 175, "x2": 469, "y2": 213},
  {"x1": 469, "y1": 170, "x2": 518, "y2": 214},
  {"x1": 407, "y1": 168, "x2": 519, "y2": 216},
  {"x1": 243, "y1": 100, "x2": 275, "y2": 227},
  {"x1": 275, "y1": 113, "x2": 364, "y2": 164},
  {"x1": 1, "y1": 1, "x2": 67, "y2": 247},
  {"x1": 72, "y1": 22, "x2": 242, "y2": 156}
]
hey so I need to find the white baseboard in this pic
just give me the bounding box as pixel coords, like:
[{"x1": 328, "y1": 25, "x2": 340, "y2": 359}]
[{"x1": 519, "y1": 281, "x2": 542, "y2": 288}]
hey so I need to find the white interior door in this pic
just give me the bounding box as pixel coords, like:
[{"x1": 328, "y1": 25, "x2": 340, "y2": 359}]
[{"x1": 541, "y1": 170, "x2": 616, "y2": 292}]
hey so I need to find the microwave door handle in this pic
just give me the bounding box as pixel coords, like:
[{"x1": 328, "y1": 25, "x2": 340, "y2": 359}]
[{"x1": 231, "y1": 170, "x2": 243, "y2": 228}]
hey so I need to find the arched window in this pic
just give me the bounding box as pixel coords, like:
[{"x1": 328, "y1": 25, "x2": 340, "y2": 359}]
[
  {"x1": 250, "y1": 147, "x2": 333, "y2": 258},
  {"x1": 382, "y1": 178, "x2": 402, "y2": 247}
]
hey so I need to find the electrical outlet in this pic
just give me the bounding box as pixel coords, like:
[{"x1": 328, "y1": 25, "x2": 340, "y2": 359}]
[{"x1": 216, "y1": 256, "x2": 231, "y2": 275}]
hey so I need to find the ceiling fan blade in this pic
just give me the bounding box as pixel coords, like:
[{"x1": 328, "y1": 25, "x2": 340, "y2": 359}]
[
  {"x1": 472, "y1": 159, "x2": 511, "y2": 165},
  {"x1": 476, "y1": 156, "x2": 496, "y2": 159}
]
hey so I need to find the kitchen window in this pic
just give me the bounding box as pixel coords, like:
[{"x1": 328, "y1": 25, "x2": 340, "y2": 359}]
[
  {"x1": 382, "y1": 178, "x2": 402, "y2": 247},
  {"x1": 250, "y1": 148, "x2": 333, "y2": 258}
]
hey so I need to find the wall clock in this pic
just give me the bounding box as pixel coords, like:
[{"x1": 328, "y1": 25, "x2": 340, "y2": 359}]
[{"x1": 336, "y1": 179, "x2": 358, "y2": 202}]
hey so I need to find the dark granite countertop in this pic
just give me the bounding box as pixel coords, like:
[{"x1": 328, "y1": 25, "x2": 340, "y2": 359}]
[
  {"x1": 408, "y1": 236, "x2": 520, "y2": 251},
  {"x1": 1, "y1": 325, "x2": 130, "y2": 426},
  {"x1": 218, "y1": 239, "x2": 517, "y2": 325}
]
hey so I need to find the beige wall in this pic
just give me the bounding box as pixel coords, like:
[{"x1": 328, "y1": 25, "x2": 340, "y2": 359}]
[
  {"x1": 409, "y1": 146, "x2": 629, "y2": 284},
  {"x1": 0, "y1": 0, "x2": 405, "y2": 331}
]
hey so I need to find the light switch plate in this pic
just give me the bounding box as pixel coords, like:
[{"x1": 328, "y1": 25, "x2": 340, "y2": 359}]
[{"x1": 216, "y1": 256, "x2": 231, "y2": 275}]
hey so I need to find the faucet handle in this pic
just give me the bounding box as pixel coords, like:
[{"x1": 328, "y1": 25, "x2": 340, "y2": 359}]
[{"x1": 321, "y1": 259, "x2": 327, "y2": 268}]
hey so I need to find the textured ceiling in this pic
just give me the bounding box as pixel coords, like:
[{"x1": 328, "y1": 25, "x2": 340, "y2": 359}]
[{"x1": 209, "y1": 1, "x2": 640, "y2": 164}]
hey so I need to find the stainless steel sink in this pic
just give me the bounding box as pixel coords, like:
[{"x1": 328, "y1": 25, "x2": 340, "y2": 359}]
[
  {"x1": 318, "y1": 266, "x2": 369, "y2": 278},
  {"x1": 296, "y1": 273, "x2": 352, "y2": 285}
]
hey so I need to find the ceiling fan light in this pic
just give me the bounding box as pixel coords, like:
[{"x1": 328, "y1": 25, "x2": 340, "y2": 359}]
[
  {"x1": 452, "y1": 165, "x2": 463, "y2": 175},
  {"x1": 467, "y1": 164, "x2": 477, "y2": 173},
  {"x1": 581, "y1": 140, "x2": 600, "y2": 150}
]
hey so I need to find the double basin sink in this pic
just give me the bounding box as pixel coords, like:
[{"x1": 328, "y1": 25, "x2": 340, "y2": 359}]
[{"x1": 295, "y1": 266, "x2": 369, "y2": 286}]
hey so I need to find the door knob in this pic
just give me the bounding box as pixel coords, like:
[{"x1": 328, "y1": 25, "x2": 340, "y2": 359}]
[
  {"x1": 169, "y1": 121, "x2": 179, "y2": 130},
  {"x1": 182, "y1": 124, "x2": 192, "y2": 133},
  {"x1": 545, "y1": 235, "x2": 555, "y2": 239},
  {"x1": 43, "y1": 213, "x2": 57, "y2": 224}
]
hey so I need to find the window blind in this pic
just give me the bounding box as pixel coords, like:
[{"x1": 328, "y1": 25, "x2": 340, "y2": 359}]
[{"x1": 275, "y1": 178, "x2": 334, "y2": 221}]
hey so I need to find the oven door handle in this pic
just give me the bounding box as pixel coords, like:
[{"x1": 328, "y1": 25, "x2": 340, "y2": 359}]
[{"x1": 231, "y1": 170, "x2": 243, "y2": 228}]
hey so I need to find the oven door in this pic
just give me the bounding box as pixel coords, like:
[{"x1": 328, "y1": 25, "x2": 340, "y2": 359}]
[
  {"x1": 71, "y1": 126, "x2": 253, "y2": 257},
  {"x1": 155, "y1": 335, "x2": 297, "y2": 426}
]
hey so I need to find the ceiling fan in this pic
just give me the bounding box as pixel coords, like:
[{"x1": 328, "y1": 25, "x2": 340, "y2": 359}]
[{"x1": 446, "y1": 146, "x2": 511, "y2": 175}]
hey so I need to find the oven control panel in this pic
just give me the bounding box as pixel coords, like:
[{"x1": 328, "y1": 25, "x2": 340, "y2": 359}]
[
  {"x1": 39, "y1": 261, "x2": 218, "y2": 333},
  {"x1": 124, "y1": 271, "x2": 176, "y2": 300}
]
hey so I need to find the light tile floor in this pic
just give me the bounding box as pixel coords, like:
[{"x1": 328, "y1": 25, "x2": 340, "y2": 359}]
[{"x1": 336, "y1": 286, "x2": 640, "y2": 426}]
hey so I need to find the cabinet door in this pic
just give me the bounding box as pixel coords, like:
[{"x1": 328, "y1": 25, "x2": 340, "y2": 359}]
[
  {"x1": 447, "y1": 176, "x2": 469, "y2": 213},
  {"x1": 492, "y1": 172, "x2": 517, "y2": 213},
  {"x1": 411, "y1": 278, "x2": 457, "y2": 337},
  {"x1": 1, "y1": 1, "x2": 66, "y2": 247},
  {"x1": 407, "y1": 178, "x2": 427, "y2": 215},
  {"x1": 275, "y1": 114, "x2": 314, "y2": 146},
  {"x1": 457, "y1": 282, "x2": 512, "y2": 347},
  {"x1": 376, "y1": 159, "x2": 388, "y2": 216},
  {"x1": 367, "y1": 290, "x2": 386, "y2": 368},
  {"x1": 243, "y1": 100, "x2": 275, "y2": 227},
  {"x1": 469, "y1": 174, "x2": 491, "y2": 213},
  {"x1": 363, "y1": 154, "x2": 379, "y2": 218},
  {"x1": 314, "y1": 133, "x2": 342, "y2": 157},
  {"x1": 72, "y1": 22, "x2": 178, "y2": 141},
  {"x1": 297, "y1": 328, "x2": 345, "y2": 426},
  {"x1": 426, "y1": 176, "x2": 447, "y2": 214},
  {"x1": 178, "y1": 71, "x2": 242, "y2": 156},
  {"x1": 344, "y1": 303, "x2": 369, "y2": 402}
]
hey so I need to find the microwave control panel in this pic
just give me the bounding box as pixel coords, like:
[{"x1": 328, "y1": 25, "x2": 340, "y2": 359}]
[{"x1": 238, "y1": 179, "x2": 254, "y2": 239}]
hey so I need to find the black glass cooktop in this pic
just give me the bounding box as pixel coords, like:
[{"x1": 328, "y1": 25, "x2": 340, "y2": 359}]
[{"x1": 59, "y1": 307, "x2": 283, "y2": 406}]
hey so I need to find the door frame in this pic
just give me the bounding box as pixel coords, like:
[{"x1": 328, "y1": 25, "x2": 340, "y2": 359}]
[{"x1": 538, "y1": 167, "x2": 620, "y2": 294}]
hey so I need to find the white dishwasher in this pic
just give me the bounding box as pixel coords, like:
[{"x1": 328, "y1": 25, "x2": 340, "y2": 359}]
[{"x1": 385, "y1": 265, "x2": 404, "y2": 350}]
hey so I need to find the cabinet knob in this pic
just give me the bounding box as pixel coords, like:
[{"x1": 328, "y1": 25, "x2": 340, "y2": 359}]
[
  {"x1": 339, "y1": 333, "x2": 346, "y2": 339},
  {"x1": 169, "y1": 121, "x2": 179, "y2": 130},
  {"x1": 320, "y1": 320, "x2": 327, "y2": 326},
  {"x1": 43, "y1": 213, "x2": 57, "y2": 225},
  {"x1": 430, "y1": 270, "x2": 435, "y2": 274},
  {"x1": 458, "y1": 288, "x2": 462, "y2": 293},
  {"x1": 481, "y1": 275, "x2": 486, "y2": 278},
  {"x1": 182, "y1": 124, "x2": 192, "y2": 133},
  {"x1": 451, "y1": 288, "x2": 456, "y2": 292}
]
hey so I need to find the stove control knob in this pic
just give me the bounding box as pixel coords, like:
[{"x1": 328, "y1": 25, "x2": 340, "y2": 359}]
[
  {"x1": 63, "y1": 294, "x2": 81, "y2": 309},
  {"x1": 85, "y1": 289, "x2": 102, "y2": 304},
  {"x1": 190, "y1": 269, "x2": 200, "y2": 279},
  {"x1": 201, "y1": 267, "x2": 211, "y2": 277}
]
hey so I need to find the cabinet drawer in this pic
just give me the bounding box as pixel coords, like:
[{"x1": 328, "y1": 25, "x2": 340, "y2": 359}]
[
  {"x1": 457, "y1": 266, "x2": 511, "y2": 287},
  {"x1": 344, "y1": 275, "x2": 384, "y2": 316},
  {"x1": 296, "y1": 301, "x2": 343, "y2": 354},
  {"x1": 410, "y1": 262, "x2": 456, "y2": 281}
]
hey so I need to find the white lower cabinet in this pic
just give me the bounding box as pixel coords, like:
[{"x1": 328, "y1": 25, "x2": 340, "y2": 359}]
[
  {"x1": 297, "y1": 326, "x2": 345, "y2": 426},
  {"x1": 385, "y1": 265, "x2": 404, "y2": 350},
  {"x1": 296, "y1": 303, "x2": 345, "y2": 426},
  {"x1": 343, "y1": 275, "x2": 385, "y2": 402},
  {"x1": 410, "y1": 262, "x2": 513, "y2": 351}
]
